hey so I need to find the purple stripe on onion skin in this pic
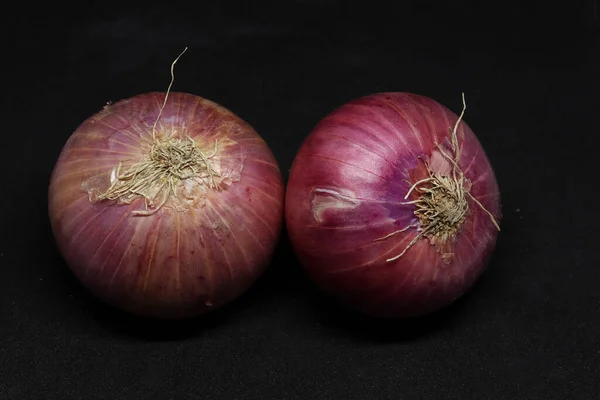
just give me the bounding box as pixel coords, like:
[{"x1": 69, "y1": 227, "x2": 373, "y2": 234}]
[
  {"x1": 323, "y1": 115, "x2": 401, "y2": 164},
  {"x1": 86, "y1": 203, "x2": 140, "y2": 275},
  {"x1": 186, "y1": 208, "x2": 214, "y2": 302},
  {"x1": 344, "y1": 103, "x2": 423, "y2": 160},
  {"x1": 224, "y1": 190, "x2": 279, "y2": 237},
  {"x1": 81, "y1": 204, "x2": 145, "y2": 281},
  {"x1": 286, "y1": 92, "x2": 501, "y2": 318},
  {"x1": 49, "y1": 92, "x2": 284, "y2": 319}
]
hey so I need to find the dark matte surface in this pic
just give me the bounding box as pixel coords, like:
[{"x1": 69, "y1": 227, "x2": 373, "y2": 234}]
[{"x1": 2, "y1": 2, "x2": 599, "y2": 399}]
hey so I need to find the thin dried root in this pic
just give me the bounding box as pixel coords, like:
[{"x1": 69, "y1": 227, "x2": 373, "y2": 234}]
[
  {"x1": 374, "y1": 93, "x2": 500, "y2": 263},
  {"x1": 404, "y1": 177, "x2": 435, "y2": 199},
  {"x1": 151, "y1": 47, "x2": 188, "y2": 140},
  {"x1": 373, "y1": 223, "x2": 419, "y2": 242},
  {"x1": 467, "y1": 192, "x2": 501, "y2": 231},
  {"x1": 386, "y1": 225, "x2": 434, "y2": 262}
]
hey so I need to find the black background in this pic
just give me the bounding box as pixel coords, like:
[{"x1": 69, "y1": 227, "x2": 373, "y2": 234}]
[{"x1": 2, "y1": 1, "x2": 600, "y2": 399}]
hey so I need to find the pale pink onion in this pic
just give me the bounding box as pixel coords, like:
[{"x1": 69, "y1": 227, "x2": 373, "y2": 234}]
[{"x1": 49, "y1": 92, "x2": 284, "y2": 319}]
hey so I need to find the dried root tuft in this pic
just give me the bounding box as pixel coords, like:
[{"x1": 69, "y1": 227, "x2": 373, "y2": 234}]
[
  {"x1": 87, "y1": 47, "x2": 222, "y2": 216},
  {"x1": 375, "y1": 93, "x2": 500, "y2": 262},
  {"x1": 94, "y1": 136, "x2": 220, "y2": 216}
]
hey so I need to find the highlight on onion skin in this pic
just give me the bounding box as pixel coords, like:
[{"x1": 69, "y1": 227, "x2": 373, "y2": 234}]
[
  {"x1": 48, "y1": 92, "x2": 284, "y2": 319},
  {"x1": 285, "y1": 92, "x2": 501, "y2": 318}
]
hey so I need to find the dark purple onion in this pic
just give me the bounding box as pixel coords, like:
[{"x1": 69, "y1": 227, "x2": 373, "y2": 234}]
[{"x1": 285, "y1": 92, "x2": 501, "y2": 318}]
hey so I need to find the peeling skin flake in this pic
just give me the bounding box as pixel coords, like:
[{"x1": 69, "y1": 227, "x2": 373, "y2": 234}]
[{"x1": 311, "y1": 187, "x2": 361, "y2": 223}]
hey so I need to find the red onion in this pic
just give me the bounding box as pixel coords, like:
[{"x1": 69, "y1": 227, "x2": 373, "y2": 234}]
[
  {"x1": 48, "y1": 92, "x2": 284, "y2": 319},
  {"x1": 285, "y1": 92, "x2": 501, "y2": 318}
]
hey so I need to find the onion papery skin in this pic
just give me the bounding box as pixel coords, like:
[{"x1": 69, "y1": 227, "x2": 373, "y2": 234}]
[
  {"x1": 49, "y1": 92, "x2": 284, "y2": 319},
  {"x1": 285, "y1": 92, "x2": 501, "y2": 318}
]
